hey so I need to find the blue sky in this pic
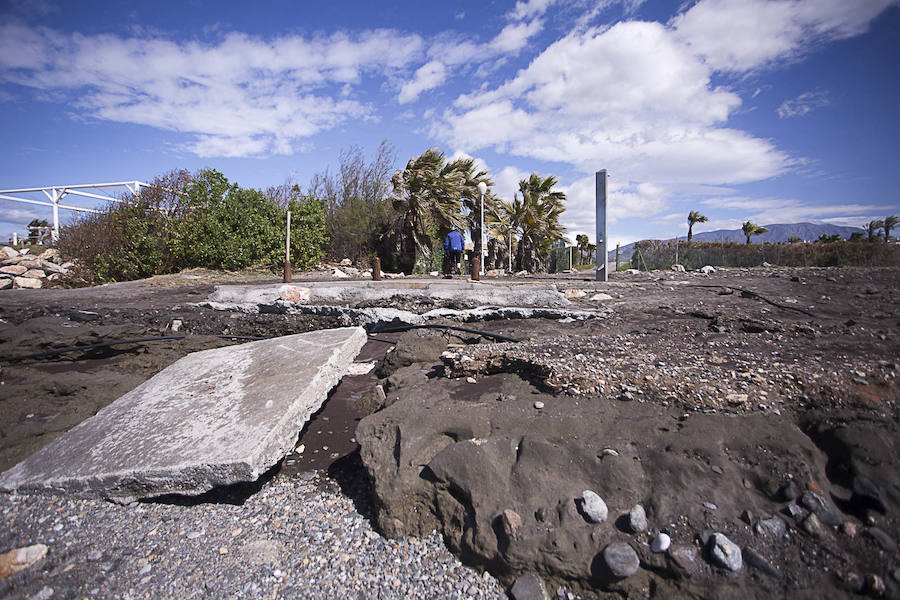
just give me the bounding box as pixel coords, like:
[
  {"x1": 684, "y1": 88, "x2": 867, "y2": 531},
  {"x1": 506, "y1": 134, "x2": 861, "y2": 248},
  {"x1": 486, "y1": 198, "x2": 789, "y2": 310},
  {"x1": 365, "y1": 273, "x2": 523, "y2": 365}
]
[{"x1": 1, "y1": 0, "x2": 898, "y2": 248}]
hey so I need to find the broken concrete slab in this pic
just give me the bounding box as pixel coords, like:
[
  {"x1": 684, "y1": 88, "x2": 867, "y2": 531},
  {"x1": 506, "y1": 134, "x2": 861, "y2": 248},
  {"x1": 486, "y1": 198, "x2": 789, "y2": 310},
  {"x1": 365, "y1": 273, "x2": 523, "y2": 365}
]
[
  {"x1": 199, "y1": 301, "x2": 612, "y2": 327},
  {"x1": 205, "y1": 280, "x2": 572, "y2": 309},
  {"x1": 0, "y1": 327, "x2": 366, "y2": 502}
]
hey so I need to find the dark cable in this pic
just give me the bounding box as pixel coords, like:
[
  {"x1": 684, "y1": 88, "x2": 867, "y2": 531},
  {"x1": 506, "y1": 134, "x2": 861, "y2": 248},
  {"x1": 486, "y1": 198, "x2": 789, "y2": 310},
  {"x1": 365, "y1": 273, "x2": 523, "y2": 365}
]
[{"x1": 369, "y1": 323, "x2": 520, "y2": 343}]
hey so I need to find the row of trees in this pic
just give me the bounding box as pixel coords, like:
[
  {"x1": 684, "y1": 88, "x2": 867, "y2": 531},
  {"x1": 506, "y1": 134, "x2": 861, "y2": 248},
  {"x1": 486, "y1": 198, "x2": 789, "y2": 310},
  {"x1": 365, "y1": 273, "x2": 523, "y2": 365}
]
[
  {"x1": 58, "y1": 142, "x2": 568, "y2": 283},
  {"x1": 687, "y1": 211, "x2": 898, "y2": 245},
  {"x1": 319, "y1": 144, "x2": 567, "y2": 274}
]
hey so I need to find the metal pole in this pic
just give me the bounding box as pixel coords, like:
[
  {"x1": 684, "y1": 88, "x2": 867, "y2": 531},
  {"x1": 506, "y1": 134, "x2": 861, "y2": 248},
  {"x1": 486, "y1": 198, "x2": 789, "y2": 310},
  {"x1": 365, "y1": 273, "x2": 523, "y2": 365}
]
[
  {"x1": 508, "y1": 234, "x2": 512, "y2": 273},
  {"x1": 595, "y1": 170, "x2": 608, "y2": 281},
  {"x1": 480, "y1": 191, "x2": 485, "y2": 269},
  {"x1": 616, "y1": 243, "x2": 620, "y2": 271},
  {"x1": 51, "y1": 188, "x2": 60, "y2": 243},
  {"x1": 283, "y1": 210, "x2": 292, "y2": 283}
]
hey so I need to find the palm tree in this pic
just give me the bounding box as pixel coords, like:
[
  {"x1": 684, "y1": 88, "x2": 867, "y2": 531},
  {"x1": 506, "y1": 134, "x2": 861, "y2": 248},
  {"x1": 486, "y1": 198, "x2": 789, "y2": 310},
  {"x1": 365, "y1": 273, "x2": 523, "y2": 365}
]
[
  {"x1": 446, "y1": 157, "x2": 494, "y2": 260},
  {"x1": 575, "y1": 233, "x2": 590, "y2": 265},
  {"x1": 883, "y1": 215, "x2": 898, "y2": 243},
  {"x1": 487, "y1": 199, "x2": 515, "y2": 271},
  {"x1": 687, "y1": 211, "x2": 708, "y2": 243},
  {"x1": 742, "y1": 220, "x2": 769, "y2": 245},
  {"x1": 863, "y1": 219, "x2": 884, "y2": 242},
  {"x1": 510, "y1": 174, "x2": 567, "y2": 272},
  {"x1": 389, "y1": 148, "x2": 466, "y2": 273}
]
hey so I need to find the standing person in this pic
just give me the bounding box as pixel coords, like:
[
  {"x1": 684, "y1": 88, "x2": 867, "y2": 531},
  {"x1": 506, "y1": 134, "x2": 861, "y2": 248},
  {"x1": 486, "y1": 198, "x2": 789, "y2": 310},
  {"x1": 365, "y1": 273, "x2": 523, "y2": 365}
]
[{"x1": 444, "y1": 229, "x2": 464, "y2": 275}]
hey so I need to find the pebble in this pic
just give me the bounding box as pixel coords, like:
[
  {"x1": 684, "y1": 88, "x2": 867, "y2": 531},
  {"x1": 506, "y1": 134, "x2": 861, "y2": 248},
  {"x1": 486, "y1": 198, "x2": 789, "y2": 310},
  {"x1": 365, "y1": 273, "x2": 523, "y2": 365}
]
[
  {"x1": 800, "y1": 491, "x2": 840, "y2": 526},
  {"x1": 581, "y1": 490, "x2": 608, "y2": 523},
  {"x1": 743, "y1": 547, "x2": 781, "y2": 579},
  {"x1": 708, "y1": 533, "x2": 742, "y2": 571},
  {"x1": 602, "y1": 542, "x2": 639, "y2": 578},
  {"x1": 801, "y1": 513, "x2": 828, "y2": 538},
  {"x1": 841, "y1": 522, "x2": 858, "y2": 537},
  {"x1": 666, "y1": 545, "x2": 698, "y2": 578},
  {"x1": 628, "y1": 504, "x2": 647, "y2": 533},
  {"x1": 651, "y1": 533, "x2": 671, "y2": 553},
  {"x1": 533, "y1": 401, "x2": 544, "y2": 409},
  {"x1": 866, "y1": 527, "x2": 897, "y2": 552},
  {"x1": 755, "y1": 516, "x2": 787, "y2": 538},
  {"x1": 510, "y1": 572, "x2": 548, "y2": 600},
  {"x1": 0, "y1": 476, "x2": 506, "y2": 599},
  {"x1": 703, "y1": 502, "x2": 718, "y2": 511}
]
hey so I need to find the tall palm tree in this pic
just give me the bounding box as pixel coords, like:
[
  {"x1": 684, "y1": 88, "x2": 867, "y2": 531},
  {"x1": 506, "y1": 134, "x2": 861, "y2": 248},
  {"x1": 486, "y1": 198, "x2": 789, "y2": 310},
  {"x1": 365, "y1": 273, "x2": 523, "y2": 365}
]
[
  {"x1": 863, "y1": 219, "x2": 884, "y2": 242},
  {"x1": 687, "y1": 211, "x2": 708, "y2": 243},
  {"x1": 883, "y1": 215, "x2": 898, "y2": 243},
  {"x1": 742, "y1": 220, "x2": 769, "y2": 245},
  {"x1": 389, "y1": 148, "x2": 465, "y2": 273},
  {"x1": 510, "y1": 174, "x2": 567, "y2": 272},
  {"x1": 487, "y1": 198, "x2": 514, "y2": 271},
  {"x1": 576, "y1": 233, "x2": 590, "y2": 264}
]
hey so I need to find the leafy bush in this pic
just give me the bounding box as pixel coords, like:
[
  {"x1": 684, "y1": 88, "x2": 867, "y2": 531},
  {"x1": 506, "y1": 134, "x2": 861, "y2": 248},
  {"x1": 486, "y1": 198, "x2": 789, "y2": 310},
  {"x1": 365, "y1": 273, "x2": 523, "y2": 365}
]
[{"x1": 58, "y1": 168, "x2": 329, "y2": 284}]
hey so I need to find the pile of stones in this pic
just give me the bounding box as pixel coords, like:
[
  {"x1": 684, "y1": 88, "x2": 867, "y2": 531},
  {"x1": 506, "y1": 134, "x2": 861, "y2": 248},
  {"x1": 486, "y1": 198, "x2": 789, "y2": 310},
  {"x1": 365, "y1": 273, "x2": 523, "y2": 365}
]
[{"x1": 0, "y1": 246, "x2": 72, "y2": 290}]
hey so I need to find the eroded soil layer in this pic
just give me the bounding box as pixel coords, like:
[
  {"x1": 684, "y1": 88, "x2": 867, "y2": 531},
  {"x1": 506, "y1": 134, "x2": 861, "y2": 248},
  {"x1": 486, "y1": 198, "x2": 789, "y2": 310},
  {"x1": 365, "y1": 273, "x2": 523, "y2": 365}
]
[{"x1": 1, "y1": 267, "x2": 898, "y2": 599}]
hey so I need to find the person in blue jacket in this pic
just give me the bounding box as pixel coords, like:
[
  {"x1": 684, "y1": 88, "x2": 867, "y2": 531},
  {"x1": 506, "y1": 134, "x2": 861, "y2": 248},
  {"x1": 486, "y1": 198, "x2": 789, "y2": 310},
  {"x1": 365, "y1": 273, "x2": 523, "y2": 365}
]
[{"x1": 444, "y1": 230, "x2": 464, "y2": 275}]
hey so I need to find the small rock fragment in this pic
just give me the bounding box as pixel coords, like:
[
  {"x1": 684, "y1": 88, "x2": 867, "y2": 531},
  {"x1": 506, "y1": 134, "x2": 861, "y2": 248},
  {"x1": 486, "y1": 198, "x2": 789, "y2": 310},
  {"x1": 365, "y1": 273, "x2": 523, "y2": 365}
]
[
  {"x1": 778, "y1": 481, "x2": 800, "y2": 502},
  {"x1": 533, "y1": 401, "x2": 544, "y2": 409},
  {"x1": 755, "y1": 516, "x2": 787, "y2": 538},
  {"x1": 866, "y1": 574, "x2": 885, "y2": 596},
  {"x1": 801, "y1": 513, "x2": 828, "y2": 538},
  {"x1": 0, "y1": 544, "x2": 48, "y2": 579},
  {"x1": 708, "y1": 533, "x2": 742, "y2": 571},
  {"x1": 852, "y1": 475, "x2": 888, "y2": 514},
  {"x1": 841, "y1": 521, "x2": 858, "y2": 537},
  {"x1": 666, "y1": 545, "x2": 698, "y2": 579},
  {"x1": 651, "y1": 533, "x2": 671, "y2": 553},
  {"x1": 602, "y1": 542, "x2": 640, "y2": 578},
  {"x1": 500, "y1": 509, "x2": 524, "y2": 539},
  {"x1": 564, "y1": 289, "x2": 586, "y2": 299},
  {"x1": 590, "y1": 293, "x2": 613, "y2": 301},
  {"x1": 466, "y1": 376, "x2": 477, "y2": 384},
  {"x1": 800, "y1": 491, "x2": 840, "y2": 526},
  {"x1": 743, "y1": 547, "x2": 781, "y2": 579},
  {"x1": 581, "y1": 490, "x2": 608, "y2": 523},
  {"x1": 628, "y1": 504, "x2": 647, "y2": 533},
  {"x1": 866, "y1": 527, "x2": 897, "y2": 552},
  {"x1": 510, "y1": 572, "x2": 549, "y2": 600}
]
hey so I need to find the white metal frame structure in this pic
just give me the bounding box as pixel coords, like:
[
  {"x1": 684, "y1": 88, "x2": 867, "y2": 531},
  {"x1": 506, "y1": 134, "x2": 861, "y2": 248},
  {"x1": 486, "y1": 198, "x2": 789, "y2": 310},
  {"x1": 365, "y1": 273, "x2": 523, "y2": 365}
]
[{"x1": 0, "y1": 181, "x2": 150, "y2": 241}]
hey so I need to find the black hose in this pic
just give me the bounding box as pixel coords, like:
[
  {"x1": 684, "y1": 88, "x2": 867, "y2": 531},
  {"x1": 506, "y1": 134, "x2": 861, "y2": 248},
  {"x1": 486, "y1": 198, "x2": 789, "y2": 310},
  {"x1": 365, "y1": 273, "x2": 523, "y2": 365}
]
[
  {"x1": 369, "y1": 323, "x2": 520, "y2": 343},
  {"x1": 0, "y1": 334, "x2": 266, "y2": 363}
]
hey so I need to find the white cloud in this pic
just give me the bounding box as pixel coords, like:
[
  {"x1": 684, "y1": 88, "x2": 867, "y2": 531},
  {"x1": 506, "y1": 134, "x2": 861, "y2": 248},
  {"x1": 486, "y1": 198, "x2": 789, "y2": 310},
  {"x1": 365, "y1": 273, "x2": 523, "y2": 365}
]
[
  {"x1": 509, "y1": 0, "x2": 560, "y2": 21},
  {"x1": 398, "y1": 60, "x2": 446, "y2": 104},
  {"x1": 439, "y1": 21, "x2": 792, "y2": 185},
  {"x1": 700, "y1": 195, "x2": 892, "y2": 224},
  {"x1": 0, "y1": 23, "x2": 423, "y2": 157},
  {"x1": 777, "y1": 89, "x2": 831, "y2": 118},
  {"x1": 0, "y1": 205, "x2": 43, "y2": 224},
  {"x1": 489, "y1": 20, "x2": 544, "y2": 54},
  {"x1": 672, "y1": 0, "x2": 898, "y2": 72}
]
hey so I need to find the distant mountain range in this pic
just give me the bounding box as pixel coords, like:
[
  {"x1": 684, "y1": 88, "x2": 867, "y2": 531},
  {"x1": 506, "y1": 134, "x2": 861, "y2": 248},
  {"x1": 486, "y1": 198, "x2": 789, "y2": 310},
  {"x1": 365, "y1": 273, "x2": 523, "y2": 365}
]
[{"x1": 609, "y1": 222, "x2": 865, "y2": 261}]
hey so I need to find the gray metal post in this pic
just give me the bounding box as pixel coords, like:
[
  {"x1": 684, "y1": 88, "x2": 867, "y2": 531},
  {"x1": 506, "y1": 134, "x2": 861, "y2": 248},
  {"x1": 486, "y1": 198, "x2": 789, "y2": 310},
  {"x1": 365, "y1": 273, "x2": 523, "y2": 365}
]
[{"x1": 595, "y1": 170, "x2": 608, "y2": 281}]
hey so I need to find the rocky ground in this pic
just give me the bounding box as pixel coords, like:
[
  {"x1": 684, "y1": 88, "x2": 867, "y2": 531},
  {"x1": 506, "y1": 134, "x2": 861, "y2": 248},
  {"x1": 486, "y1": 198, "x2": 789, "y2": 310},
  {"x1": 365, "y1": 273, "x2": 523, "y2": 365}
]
[{"x1": 0, "y1": 266, "x2": 898, "y2": 599}]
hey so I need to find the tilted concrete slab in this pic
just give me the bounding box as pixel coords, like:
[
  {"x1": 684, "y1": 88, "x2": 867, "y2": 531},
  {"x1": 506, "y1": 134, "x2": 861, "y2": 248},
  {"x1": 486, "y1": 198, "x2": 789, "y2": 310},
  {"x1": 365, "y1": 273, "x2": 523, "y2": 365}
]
[
  {"x1": 0, "y1": 327, "x2": 367, "y2": 502},
  {"x1": 206, "y1": 280, "x2": 572, "y2": 309}
]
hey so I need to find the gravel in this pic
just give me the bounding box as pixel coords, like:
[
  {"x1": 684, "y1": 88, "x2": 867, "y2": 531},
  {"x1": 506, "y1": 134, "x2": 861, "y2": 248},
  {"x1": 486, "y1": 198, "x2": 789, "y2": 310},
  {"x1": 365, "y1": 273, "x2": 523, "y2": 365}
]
[{"x1": 0, "y1": 471, "x2": 507, "y2": 599}]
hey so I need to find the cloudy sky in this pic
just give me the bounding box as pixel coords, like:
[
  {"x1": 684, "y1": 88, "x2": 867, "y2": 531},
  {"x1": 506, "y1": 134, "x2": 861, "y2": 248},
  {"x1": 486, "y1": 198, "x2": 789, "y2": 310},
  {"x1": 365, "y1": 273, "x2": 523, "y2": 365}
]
[{"x1": 0, "y1": 0, "x2": 898, "y2": 247}]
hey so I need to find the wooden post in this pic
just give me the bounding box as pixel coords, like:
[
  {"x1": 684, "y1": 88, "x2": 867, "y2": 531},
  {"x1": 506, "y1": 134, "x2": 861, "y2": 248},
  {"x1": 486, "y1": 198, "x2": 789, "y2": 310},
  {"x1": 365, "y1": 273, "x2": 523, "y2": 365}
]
[
  {"x1": 615, "y1": 243, "x2": 620, "y2": 271},
  {"x1": 372, "y1": 257, "x2": 382, "y2": 281},
  {"x1": 283, "y1": 210, "x2": 292, "y2": 283},
  {"x1": 472, "y1": 256, "x2": 481, "y2": 281}
]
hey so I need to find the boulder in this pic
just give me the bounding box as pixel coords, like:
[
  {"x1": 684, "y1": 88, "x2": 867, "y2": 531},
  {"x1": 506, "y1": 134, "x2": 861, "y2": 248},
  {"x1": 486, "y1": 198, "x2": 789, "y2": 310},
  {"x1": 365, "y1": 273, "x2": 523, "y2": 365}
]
[
  {"x1": 37, "y1": 248, "x2": 60, "y2": 261},
  {"x1": 279, "y1": 285, "x2": 311, "y2": 304},
  {"x1": 13, "y1": 277, "x2": 42, "y2": 289},
  {"x1": 0, "y1": 278, "x2": 12, "y2": 290},
  {"x1": 22, "y1": 269, "x2": 46, "y2": 279},
  {"x1": 0, "y1": 246, "x2": 18, "y2": 259},
  {"x1": 700, "y1": 265, "x2": 716, "y2": 274},
  {"x1": 0, "y1": 265, "x2": 27, "y2": 275}
]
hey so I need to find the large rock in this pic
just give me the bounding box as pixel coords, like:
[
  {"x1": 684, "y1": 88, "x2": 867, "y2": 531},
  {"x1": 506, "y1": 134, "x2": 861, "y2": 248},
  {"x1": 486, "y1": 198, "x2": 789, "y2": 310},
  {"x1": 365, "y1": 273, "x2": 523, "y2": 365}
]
[
  {"x1": 13, "y1": 277, "x2": 42, "y2": 289},
  {"x1": 0, "y1": 327, "x2": 366, "y2": 502},
  {"x1": 0, "y1": 246, "x2": 18, "y2": 259},
  {"x1": 0, "y1": 544, "x2": 48, "y2": 578},
  {"x1": 0, "y1": 265, "x2": 26, "y2": 275}
]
